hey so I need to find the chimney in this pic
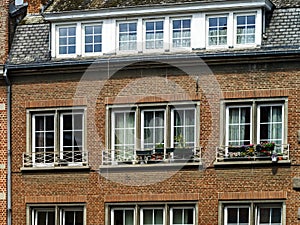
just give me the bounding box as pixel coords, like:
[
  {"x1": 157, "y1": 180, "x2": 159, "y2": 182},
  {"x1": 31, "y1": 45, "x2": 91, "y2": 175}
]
[{"x1": 26, "y1": 0, "x2": 48, "y2": 14}]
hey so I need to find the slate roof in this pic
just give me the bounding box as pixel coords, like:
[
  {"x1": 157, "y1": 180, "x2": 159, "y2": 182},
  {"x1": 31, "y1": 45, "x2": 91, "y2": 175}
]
[
  {"x1": 7, "y1": 1, "x2": 300, "y2": 66},
  {"x1": 44, "y1": 0, "x2": 300, "y2": 12}
]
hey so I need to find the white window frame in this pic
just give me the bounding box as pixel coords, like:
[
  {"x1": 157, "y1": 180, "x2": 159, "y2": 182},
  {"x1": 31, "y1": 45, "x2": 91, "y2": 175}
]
[
  {"x1": 31, "y1": 113, "x2": 56, "y2": 166},
  {"x1": 28, "y1": 108, "x2": 86, "y2": 167},
  {"x1": 143, "y1": 19, "x2": 165, "y2": 52},
  {"x1": 170, "y1": 17, "x2": 192, "y2": 51},
  {"x1": 117, "y1": 20, "x2": 139, "y2": 53},
  {"x1": 220, "y1": 202, "x2": 285, "y2": 225},
  {"x1": 55, "y1": 24, "x2": 77, "y2": 58},
  {"x1": 82, "y1": 23, "x2": 103, "y2": 56},
  {"x1": 111, "y1": 207, "x2": 136, "y2": 225},
  {"x1": 256, "y1": 204, "x2": 282, "y2": 225},
  {"x1": 225, "y1": 105, "x2": 252, "y2": 146},
  {"x1": 224, "y1": 205, "x2": 251, "y2": 225},
  {"x1": 171, "y1": 108, "x2": 196, "y2": 148},
  {"x1": 141, "y1": 109, "x2": 166, "y2": 149},
  {"x1": 233, "y1": 12, "x2": 260, "y2": 48},
  {"x1": 59, "y1": 111, "x2": 85, "y2": 166},
  {"x1": 206, "y1": 14, "x2": 229, "y2": 48},
  {"x1": 257, "y1": 104, "x2": 284, "y2": 145},
  {"x1": 29, "y1": 205, "x2": 85, "y2": 225},
  {"x1": 170, "y1": 206, "x2": 195, "y2": 225},
  {"x1": 140, "y1": 207, "x2": 165, "y2": 225}
]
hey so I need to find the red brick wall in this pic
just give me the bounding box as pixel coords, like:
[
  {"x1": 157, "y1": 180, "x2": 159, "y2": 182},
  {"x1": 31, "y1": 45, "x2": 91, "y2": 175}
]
[
  {"x1": 10, "y1": 62, "x2": 300, "y2": 224},
  {"x1": 26, "y1": 0, "x2": 48, "y2": 14},
  {"x1": 0, "y1": 0, "x2": 9, "y2": 64}
]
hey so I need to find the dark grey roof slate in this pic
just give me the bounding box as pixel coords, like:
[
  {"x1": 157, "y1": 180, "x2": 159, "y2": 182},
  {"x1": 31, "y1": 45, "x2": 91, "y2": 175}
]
[
  {"x1": 44, "y1": 0, "x2": 300, "y2": 12},
  {"x1": 7, "y1": 6, "x2": 300, "y2": 66},
  {"x1": 7, "y1": 23, "x2": 50, "y2": 65},
  {"x1": 263, "y1": 8, "x2": 300, "y2": 47}
]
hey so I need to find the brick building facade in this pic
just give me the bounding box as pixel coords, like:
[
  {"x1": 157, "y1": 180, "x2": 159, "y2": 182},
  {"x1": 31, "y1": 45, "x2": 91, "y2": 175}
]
[{"x1": 5, "y1": 0, "x2": 300, "y2": 224}]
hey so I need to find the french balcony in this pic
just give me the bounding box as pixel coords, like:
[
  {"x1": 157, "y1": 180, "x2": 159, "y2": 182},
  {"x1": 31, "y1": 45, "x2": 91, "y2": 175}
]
[
  {"x1": 22, "y1": 151, "x2": 89, "y2": 169},
  {"x1": 215, "y1": 144, "x2": 290, "y2": 165},
  {"x1": 101, "y1": 147, "x2": 202, "y2": 168}
]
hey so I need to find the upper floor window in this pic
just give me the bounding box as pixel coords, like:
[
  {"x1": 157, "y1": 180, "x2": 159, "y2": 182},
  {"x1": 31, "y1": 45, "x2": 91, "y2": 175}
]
[
  {"x1": 111, "y1": 104, "x2": 197, "y2": 151},
  {"x1": 108, "y1": 203, "x2": 196, "y2": 225},
  {"x1": 58, "y1": 26, "x2": 76, "y2": 55},
  {"x1": 29, "y1": 205, "x2": 85, "y2": 225},
  {"x1": 226, "y1": 102, "x2": 284, "y2": 146},
  {"x1": 84, "y1": 24, "x2": 102, "y2": 54},
  {"x1": 51, "y1": 9, "x2": 263, "y2": 58},
  {"x1": 119, "y1": 22, "x2": 137, "y2": 51},
  {"x1": 226, "y1": 102, "x2": 286, "y2": 146},
  {"x1": 145, "y1": 20, "x2": 164, "y2": 50},
  {"x1": 23, "y1": 108, "x2": 87, "y2": 168},
  {"x1": 236, "y1": 15, "x2": 256, "y2": 45},
  {"x1": 222, "y1": 202, "x2": 283, "y2": 225},
  {"x1": 208, "y1": 16, "x2": 227, "y2": 46},
  {"x1": 172, "y1": 18, "x2": 191, "y2": 48}
]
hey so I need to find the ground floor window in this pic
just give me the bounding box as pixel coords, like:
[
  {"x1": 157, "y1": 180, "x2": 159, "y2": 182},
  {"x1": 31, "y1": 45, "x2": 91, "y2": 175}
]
[
  {"x1": 108, "y1": 203, "x2": 196, "y2": 225},
  {"x1": 29, "y1": 205, "x2": 85, "y2": 225},
  {"x1": 221, "y1": 202, "x2": 284, "y2": 225}
]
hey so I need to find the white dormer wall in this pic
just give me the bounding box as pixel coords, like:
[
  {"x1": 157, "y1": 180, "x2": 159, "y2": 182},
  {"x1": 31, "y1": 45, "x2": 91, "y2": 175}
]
[{"x1": 48, "y1": 0, "x2": 271, "y2": 58}]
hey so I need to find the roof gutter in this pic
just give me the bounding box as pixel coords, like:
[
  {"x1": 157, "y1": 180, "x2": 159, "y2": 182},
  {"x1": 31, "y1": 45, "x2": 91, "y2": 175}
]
[
  {"x1": 5, "y1": 49, "x2": 300, "y2": 71},
  {"x1": 43, "y1": 0, "x2": 274, "y2": 21},
  {"x1": 3, "y1": 67, "x2": 11, "y2": 225}
]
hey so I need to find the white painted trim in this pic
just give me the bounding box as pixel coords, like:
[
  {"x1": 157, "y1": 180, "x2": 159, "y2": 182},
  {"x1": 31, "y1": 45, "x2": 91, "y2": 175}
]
[{"x1": 44, "y1": 0, "x2": 273, "y2": 21}]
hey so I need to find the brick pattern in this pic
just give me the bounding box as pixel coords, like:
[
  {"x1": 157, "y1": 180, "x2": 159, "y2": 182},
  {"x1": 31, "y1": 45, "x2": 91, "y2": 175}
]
[
  {"x1": 9, "y1": 63, "x2": 300, "y2": 224},
  {"x1": 219, "y1": 191, "x2": 287, "y2": 200},
  {"x1": 0, "y1": 0, "x2": 9, "y2": 64}
]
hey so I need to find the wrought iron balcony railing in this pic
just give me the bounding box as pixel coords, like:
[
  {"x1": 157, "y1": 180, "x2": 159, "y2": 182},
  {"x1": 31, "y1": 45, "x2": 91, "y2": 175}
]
[
  {"x1": 101, "y1": 147, "x2": 202, "y2": 166},
  {"x1": 23, "y1": 151, "x2": 89, "y2": 168},
  {"x1": 216, "y1": 144, "x2": 290, "y2": 163}
]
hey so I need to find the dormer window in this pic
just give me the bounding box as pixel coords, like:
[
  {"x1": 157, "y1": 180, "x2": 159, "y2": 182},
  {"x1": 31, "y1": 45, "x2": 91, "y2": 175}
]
[
  {"x1": 49, "y1": 4, "x2": 267, "y2": 57},
  {"x1": 208, "y1": 16, "x2": 228, "y2": 46},
  {"x1": 84, "y1": 24, "x2": 102, "y2": 54},
  {"x1": 172, "y1": 18, "x2": 191, "y2": 48},
  {"x1": 145, "y1": 20, "x2": 164, "y2": 50},
  {"x1": 118, "y1": 22, "x2": 137, "y2": 51},
  {"x1": 236, "y1": 14, "x2": 256, "y2": 45},
  {"x1": 58, "y1": 26, "x2": 76, "y2": 55}
]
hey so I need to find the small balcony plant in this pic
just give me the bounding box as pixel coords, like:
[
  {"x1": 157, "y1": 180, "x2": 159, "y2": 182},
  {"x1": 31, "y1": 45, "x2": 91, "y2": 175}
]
[{"x1": 256, "y1": 142, "x2": 275, "y2": 156}]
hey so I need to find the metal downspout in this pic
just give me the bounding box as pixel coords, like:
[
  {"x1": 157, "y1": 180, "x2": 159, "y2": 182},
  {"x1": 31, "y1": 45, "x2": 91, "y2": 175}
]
[{"x1": 4, "y1": 67, "x2": 11, "y2": 225}]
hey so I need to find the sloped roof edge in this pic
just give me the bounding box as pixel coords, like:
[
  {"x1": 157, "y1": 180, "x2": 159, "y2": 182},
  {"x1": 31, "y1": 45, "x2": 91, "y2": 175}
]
[{"x1": 43, "y1": 0, "x2": 274, "y2": 21}]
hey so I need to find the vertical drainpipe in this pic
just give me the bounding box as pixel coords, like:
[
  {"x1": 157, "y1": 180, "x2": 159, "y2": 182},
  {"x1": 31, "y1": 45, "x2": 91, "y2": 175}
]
[{"x1": 4, "y1": 67, "x2": 11, "y2": 225}]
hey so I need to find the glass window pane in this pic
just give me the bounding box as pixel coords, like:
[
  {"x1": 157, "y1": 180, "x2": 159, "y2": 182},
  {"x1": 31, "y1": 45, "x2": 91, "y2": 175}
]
[
  {"x1": 65, "y1": 211, "x2": 75, "y2": 225},
  {"x1": 143, "y1": 210, "x2": 153, "y2": 224},
  {"x1": 35, "y1": 116, "x2": 44, "y2": 131},
  {"x1": 74, "y1": 114, "x2": 83, "y2": 130},
  {"x1": 154, "y1": 209, "x2": 163, "y2": 224},
  {"x1": 259, "y1": 208, "x2": 270, "y2": 223},
  {"x1": 183, "y1": 19, "x2": 190, "y2": 28},
  {"x1": 68, "y1": 27, "x2": 76, "y2": 36},
  {"x1": 184, "y1": 209, "x2": 193, "y2": 224},
  {"x1": 146, "y1": 22, "x2": 154, "y2": 31},
  {"x1": 75, "y1": 211, "x2": 83, "y2": 225},
  {"x1": 271, "y1": 208, "x2": 282, "y2": 223},
  {"x1": 173, "y1": 209, "x2": 182, "y2": 224},
  {"x1": 239, "y1": 208, "x2": 249, "y2": 223},
  {"x1": 85, "y1": 26, "x2": 93, "y2": 35},
  {"x1": 173, "y1": 20, "x2": 181, "y2": 29},
  {"x1": 227, "y1": 208, "x2": 238, "y2": 223},
  {"x1": 63, "y1": 115, "x2": 72, "y2": 130},
  {"x1": 59, "y1": 28, "x2": 67, "y2": 36}
]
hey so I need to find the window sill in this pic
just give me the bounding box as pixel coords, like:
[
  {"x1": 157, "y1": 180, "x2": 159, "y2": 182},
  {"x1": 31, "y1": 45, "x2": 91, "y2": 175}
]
[
  {"x1": 21, "y1": 165, "x2": 90, "y2": 172},
  {"x1": 214, "y1": 159, "x2": 291, "y2": 167},
  {"x1": 100, "y1": 160, "x2": 202, "y2": 172}
]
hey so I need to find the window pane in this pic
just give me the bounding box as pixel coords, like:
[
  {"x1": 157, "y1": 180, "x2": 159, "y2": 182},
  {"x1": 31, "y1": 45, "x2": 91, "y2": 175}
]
[
  {"x1": 173, "y1": 209, "x2": 182, "y2": 224},
  {"x1": 271, "y1": 208, "x2": 281, "y2": 223},
  {"x1": 74, "y1": 114, "x2": 83, "y2": 130},
  {"x1": 143, "y1": 210, "x2": 153, "y2": 224},
  {"x1": 154, "y1": 209, "x2": 163, "y2": 224},
  {"x1": 239, "y1": 208, "x2": 249, "y2": 223},
  {"x1": 259, "y1": 208, "x2": 270, "y2": 223},
  {"x1": 75, "y1": 211, "x2": 83, "y2": 225},
  {"x1": 65, "y1": 211, "x2": 75, "y2": 225},
  {"x1": 63, "y1": 115, "x2": 72, "y2": 130},
  {"x1": 227, "y1": 208, "x2": 238, "y2": 223},
  {"x1": 184, "y1": 209, "x2": 193, "y2": 224}
]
